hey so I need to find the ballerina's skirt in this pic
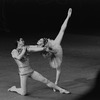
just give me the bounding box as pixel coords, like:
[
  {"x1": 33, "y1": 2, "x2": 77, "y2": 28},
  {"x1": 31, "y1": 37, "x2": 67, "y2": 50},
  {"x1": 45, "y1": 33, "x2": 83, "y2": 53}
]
[{"x1": 49, "y1": 57, "x2": 62, "y2": 68}]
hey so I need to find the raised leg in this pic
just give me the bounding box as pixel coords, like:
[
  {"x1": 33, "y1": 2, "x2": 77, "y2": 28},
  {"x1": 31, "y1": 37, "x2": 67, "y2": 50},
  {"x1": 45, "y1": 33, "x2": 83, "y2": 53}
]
[{"x1": 54, "y1": 8, "x2": 72, "y2": 44}]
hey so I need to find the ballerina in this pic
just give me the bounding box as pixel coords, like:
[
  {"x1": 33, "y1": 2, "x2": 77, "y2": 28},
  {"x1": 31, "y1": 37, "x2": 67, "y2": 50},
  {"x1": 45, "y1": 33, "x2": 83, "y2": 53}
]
[{"x1": 37, "y1": 8, "x2": 72, "y2": 91}]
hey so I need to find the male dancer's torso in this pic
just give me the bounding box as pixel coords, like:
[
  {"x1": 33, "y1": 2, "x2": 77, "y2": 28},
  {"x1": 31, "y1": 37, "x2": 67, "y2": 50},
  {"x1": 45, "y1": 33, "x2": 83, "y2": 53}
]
[{"x1": 12, "y1": 49, "x2": 33, "y2": 75}]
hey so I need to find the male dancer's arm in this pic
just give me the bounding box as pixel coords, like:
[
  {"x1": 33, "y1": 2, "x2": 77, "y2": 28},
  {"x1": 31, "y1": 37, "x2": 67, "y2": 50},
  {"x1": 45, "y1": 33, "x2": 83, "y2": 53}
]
[
  {"x1": 11, "y1": 47, "x2": 26, "y2": 60},
  {"x1": 54, "y1": 8, "x2": 72, "y2": 44}
]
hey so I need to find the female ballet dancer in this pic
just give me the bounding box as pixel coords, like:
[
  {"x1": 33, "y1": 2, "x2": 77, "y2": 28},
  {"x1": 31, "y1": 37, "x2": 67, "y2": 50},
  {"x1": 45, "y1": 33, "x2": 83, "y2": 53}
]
[{"x1": 37, "y1": 8, "x2": 72, "y2": 91}]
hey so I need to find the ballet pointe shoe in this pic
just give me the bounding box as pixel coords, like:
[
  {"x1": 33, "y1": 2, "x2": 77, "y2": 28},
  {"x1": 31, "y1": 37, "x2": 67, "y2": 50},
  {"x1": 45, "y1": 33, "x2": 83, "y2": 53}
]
[{"x1": 60, "y1": 89, "x2": 71, "y2": 94}]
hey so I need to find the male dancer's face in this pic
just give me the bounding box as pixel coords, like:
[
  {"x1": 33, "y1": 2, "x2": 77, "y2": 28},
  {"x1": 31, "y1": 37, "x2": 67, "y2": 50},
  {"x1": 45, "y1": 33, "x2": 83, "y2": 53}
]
[{"x1": 17, "y1": 38, "x2": 24, "y2": 49}]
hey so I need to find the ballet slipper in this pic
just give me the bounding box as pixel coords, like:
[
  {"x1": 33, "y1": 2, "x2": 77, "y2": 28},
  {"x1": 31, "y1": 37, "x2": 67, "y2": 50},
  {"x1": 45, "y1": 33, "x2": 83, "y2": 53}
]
[
  {"x1": 60, "y1": 89, "x2": 71, "y2": 94},
  {"x1": 8, "y1": 86, "x2": 16, "y2": 92}
]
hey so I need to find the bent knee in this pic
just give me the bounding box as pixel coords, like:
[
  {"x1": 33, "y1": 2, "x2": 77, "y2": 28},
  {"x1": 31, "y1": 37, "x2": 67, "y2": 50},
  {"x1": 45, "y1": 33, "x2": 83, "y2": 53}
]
[{"x1": 42, "y1": 78, "x2": 49, "y2": 84}]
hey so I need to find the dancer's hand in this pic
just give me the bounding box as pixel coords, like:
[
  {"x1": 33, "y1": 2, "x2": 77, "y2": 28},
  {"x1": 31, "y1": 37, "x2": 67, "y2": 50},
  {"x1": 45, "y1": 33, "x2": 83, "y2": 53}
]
[{"x1": 42, "y1": 50, "x2": 51, "y2": 58}]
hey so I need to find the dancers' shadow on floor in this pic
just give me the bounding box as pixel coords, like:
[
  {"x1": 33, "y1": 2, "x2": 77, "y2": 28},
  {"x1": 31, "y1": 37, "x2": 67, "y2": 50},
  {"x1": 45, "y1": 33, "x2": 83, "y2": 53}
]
[{"x1": 76, "y1": 70, "x2": 100, "y2": 100}]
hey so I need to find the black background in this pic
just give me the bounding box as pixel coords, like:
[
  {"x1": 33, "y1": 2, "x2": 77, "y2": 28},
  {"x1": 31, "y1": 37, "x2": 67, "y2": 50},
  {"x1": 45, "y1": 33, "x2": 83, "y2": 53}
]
[
  {"x1": 0, "y1": 1, "x2": 100, "y2": 100},
  {"x1": 0, "y1": 0, "x2": 100, "y2": 39}
]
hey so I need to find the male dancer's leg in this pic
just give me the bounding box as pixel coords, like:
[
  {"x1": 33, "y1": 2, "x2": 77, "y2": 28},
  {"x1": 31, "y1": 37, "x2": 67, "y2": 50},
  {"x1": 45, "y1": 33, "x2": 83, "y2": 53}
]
[
  {"x1": 31, "y1": 71, "x2": 70, "y2": 94},
  {"x1": 8, "y1": 74, "x2": 28, "y2": 96}
]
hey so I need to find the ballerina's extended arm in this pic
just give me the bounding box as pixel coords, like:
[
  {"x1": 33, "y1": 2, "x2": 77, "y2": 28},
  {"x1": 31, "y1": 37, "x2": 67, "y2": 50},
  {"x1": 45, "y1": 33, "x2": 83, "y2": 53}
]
[{"x1": 27, "y1": 45, "x2": 44, "y2": 52}]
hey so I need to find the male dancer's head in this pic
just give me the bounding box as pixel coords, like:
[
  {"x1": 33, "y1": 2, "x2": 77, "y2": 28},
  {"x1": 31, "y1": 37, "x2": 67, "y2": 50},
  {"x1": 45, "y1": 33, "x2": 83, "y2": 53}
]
[{"x1": 17, "y1": 38, "x2": 24, "y2": 48}]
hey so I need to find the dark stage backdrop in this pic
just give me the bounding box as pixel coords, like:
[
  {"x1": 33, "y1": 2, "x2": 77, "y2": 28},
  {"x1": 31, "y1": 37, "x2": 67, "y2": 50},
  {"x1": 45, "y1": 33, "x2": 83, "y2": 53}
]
[{"x1": 0, "y1": 0, "x2": 100, "y2": 39}]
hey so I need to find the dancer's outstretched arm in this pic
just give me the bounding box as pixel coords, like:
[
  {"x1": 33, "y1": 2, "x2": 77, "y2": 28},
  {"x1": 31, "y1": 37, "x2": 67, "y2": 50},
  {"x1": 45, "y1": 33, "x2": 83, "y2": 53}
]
[
  {"x1": 27, "y1": 45, "x2": 44, "y2": 52},
  {"x1": 54, "y1": 8, "x2": 72, "y2": 44}
]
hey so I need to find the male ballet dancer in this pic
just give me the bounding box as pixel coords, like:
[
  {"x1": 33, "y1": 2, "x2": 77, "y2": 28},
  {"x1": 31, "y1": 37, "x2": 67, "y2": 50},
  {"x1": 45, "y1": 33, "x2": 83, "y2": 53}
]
[
  {"x1": 8, "y1": 38, "x2": 70, "y2": 96},
  {"x1": 37, "y1": 8, "x2": 72, "y2": 91}
]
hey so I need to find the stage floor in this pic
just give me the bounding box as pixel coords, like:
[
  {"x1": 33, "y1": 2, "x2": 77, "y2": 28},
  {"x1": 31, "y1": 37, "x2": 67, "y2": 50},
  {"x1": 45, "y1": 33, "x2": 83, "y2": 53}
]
[{"x1": 0, "y1": 34, "x2": 100, "y2": 100}]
